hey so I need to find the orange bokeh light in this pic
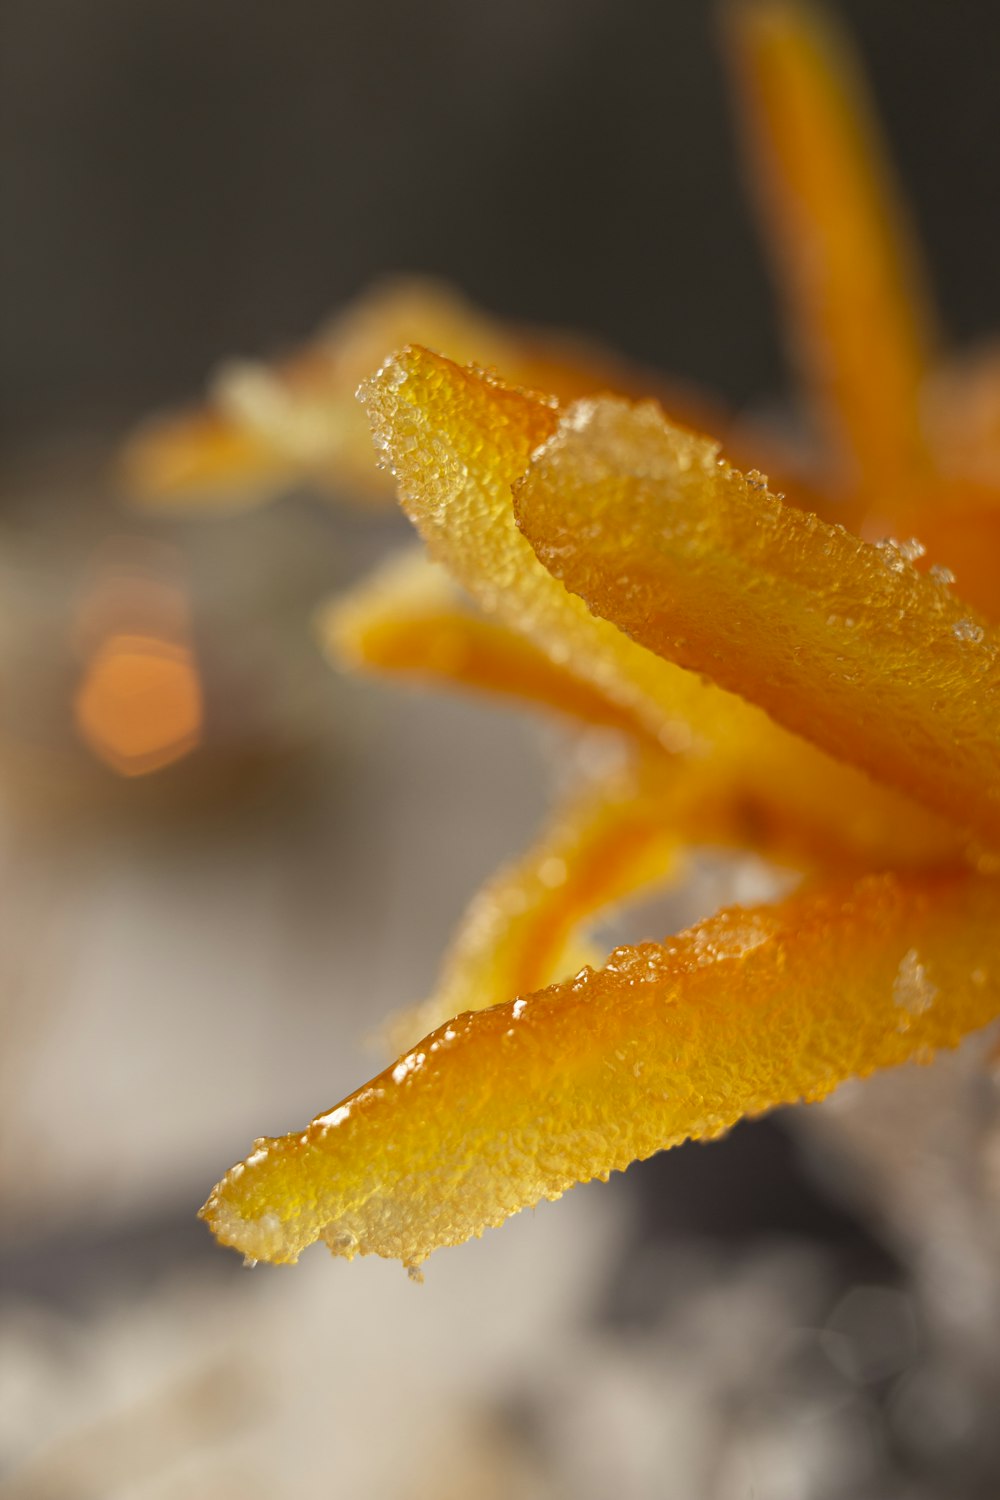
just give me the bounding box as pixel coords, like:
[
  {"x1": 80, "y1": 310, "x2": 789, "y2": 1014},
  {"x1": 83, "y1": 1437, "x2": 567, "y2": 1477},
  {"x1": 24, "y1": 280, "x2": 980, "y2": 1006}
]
[{"x1": 74, "y1": 632, "x2": 203, "y2": 777}]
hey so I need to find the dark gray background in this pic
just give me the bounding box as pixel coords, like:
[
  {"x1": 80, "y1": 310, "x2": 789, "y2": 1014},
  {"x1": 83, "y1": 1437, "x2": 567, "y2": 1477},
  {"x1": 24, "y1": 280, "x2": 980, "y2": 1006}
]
[{"x1": 2, "y1": 0, "x2": 997, "y2": 450}]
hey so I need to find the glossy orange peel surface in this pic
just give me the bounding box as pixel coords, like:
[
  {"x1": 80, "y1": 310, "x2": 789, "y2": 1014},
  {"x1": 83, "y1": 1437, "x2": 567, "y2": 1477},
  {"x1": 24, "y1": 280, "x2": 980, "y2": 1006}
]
[{"x1": 201, "y1": 870, "x2": 1000, "y2": 1269}]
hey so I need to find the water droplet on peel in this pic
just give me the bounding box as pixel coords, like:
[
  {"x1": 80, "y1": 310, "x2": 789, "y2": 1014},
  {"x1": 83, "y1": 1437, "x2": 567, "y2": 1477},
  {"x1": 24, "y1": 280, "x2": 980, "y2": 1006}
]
[
  {"x1": 929, "y1": 564, "x2": 955, "y2": 586},
  {"x1": 953, "y1": 619, "x2": 984, "y2": 644}
]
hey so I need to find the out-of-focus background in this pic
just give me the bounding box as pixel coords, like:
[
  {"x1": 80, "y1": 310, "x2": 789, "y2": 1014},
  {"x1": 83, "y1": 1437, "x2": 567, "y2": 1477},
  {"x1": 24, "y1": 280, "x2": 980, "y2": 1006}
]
[{"x1": 4, "y1": 3, "x2": 1000, "y2": 1497}]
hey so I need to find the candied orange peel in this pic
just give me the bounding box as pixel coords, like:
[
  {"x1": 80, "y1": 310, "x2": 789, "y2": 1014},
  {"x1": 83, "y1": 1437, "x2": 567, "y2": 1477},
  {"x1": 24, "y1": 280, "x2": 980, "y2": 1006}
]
[
  {"x1": 202, "y1": 0, "x2": 1000, "y2": 1271},
  {"x1": 515, "y1": 394, "x2": 1000, "y2": 844},
  {"x1": 352, "y1": 349, "x2": 964, "y2": 873},
  {"x1": 386, "y1": 760, "x2": 684, "y2": 1052},
  {"x1": 725, "y1": 0, "x2": 933, "y2": 506},
  {"x1": 202, "y1": 871, "x2": 1000, "y2": 1269},
  {"x1": 120, "y1": 277, "x2": 716, "y2": 512},
  {"x1": 319, "y1": 548, "x2": 653, "y2": 740}
]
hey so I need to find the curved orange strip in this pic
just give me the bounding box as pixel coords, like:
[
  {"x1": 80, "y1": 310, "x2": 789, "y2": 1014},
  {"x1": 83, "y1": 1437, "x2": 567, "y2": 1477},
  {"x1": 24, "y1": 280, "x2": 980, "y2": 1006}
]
[
  {"x1": 391, "y1": 763, "x2": 684, "y2": 1050},
  {"x1": 322, "y1": 548, "x2": 650, "y2": 741},
  {"x1": 726, "y1": 0, "x2": 933, "y2": 503},
  {"x1": 516, "y1": 396, "x2": 1000, "y2": 844},
  {"x1": 201, "y1": 869, "x2": 1000, "y2": 1268}
]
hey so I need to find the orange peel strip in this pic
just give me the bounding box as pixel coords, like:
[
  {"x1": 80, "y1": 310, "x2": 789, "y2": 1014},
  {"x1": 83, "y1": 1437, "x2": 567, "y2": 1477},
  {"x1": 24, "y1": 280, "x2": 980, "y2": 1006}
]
[
  {"x1": 726, "y1": 0, "x2": 932, "y2": 502},
  {"x1": 515, "y1": 396, "x2": 1000, "y2": 845},
  {"x1": 201, "y1": 869, "x2": 1000, "y2": 1268},
  {"x1": 393, "y1": 744, "x2": 952, "y2": 1056},
  {"x1": 357, "y1": 349, "x2": 964, "y2": 870},
  {"x1": 359, "y1": 345, "x2": 776, "y2": 755},
  {"x1": 120, "y1": 277, "x2": 721, "y2": 511},
  {"x1": 119, "y1": 409, "x2": 291, "y2": 512},
  {"x1": 391, "y1": 761, "x2": 684, "y2": 1051},
  {"x1": 321, "y1": 547, "x2": 647, "y2": 739},
  {"x1": 326, "y1": 545, "x2": 962, "y2": 874},
  {"x1": 927, "y1": 345, "x2": 1000, "y2": 494}
]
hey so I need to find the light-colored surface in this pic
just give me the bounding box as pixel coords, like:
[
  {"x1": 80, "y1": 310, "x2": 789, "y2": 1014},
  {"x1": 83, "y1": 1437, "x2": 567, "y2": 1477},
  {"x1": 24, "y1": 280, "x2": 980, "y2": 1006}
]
[
  {"x1": 2, "y1": 1186, "x2": 623, "y2": 1500},
  {"x1": 0, "y1": 678, "x2": 550, "y2": 1237}
]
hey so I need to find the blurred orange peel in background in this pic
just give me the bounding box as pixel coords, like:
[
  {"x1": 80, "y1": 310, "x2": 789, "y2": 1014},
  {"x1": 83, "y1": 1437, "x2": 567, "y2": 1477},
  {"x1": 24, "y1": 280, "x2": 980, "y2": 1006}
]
[
  {"x1": 119, "y1": 277, "x2": 719, "y2": 512},
  {"x1": 200, "y1": 0, "x2": 1000, "y2": 1270}
]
